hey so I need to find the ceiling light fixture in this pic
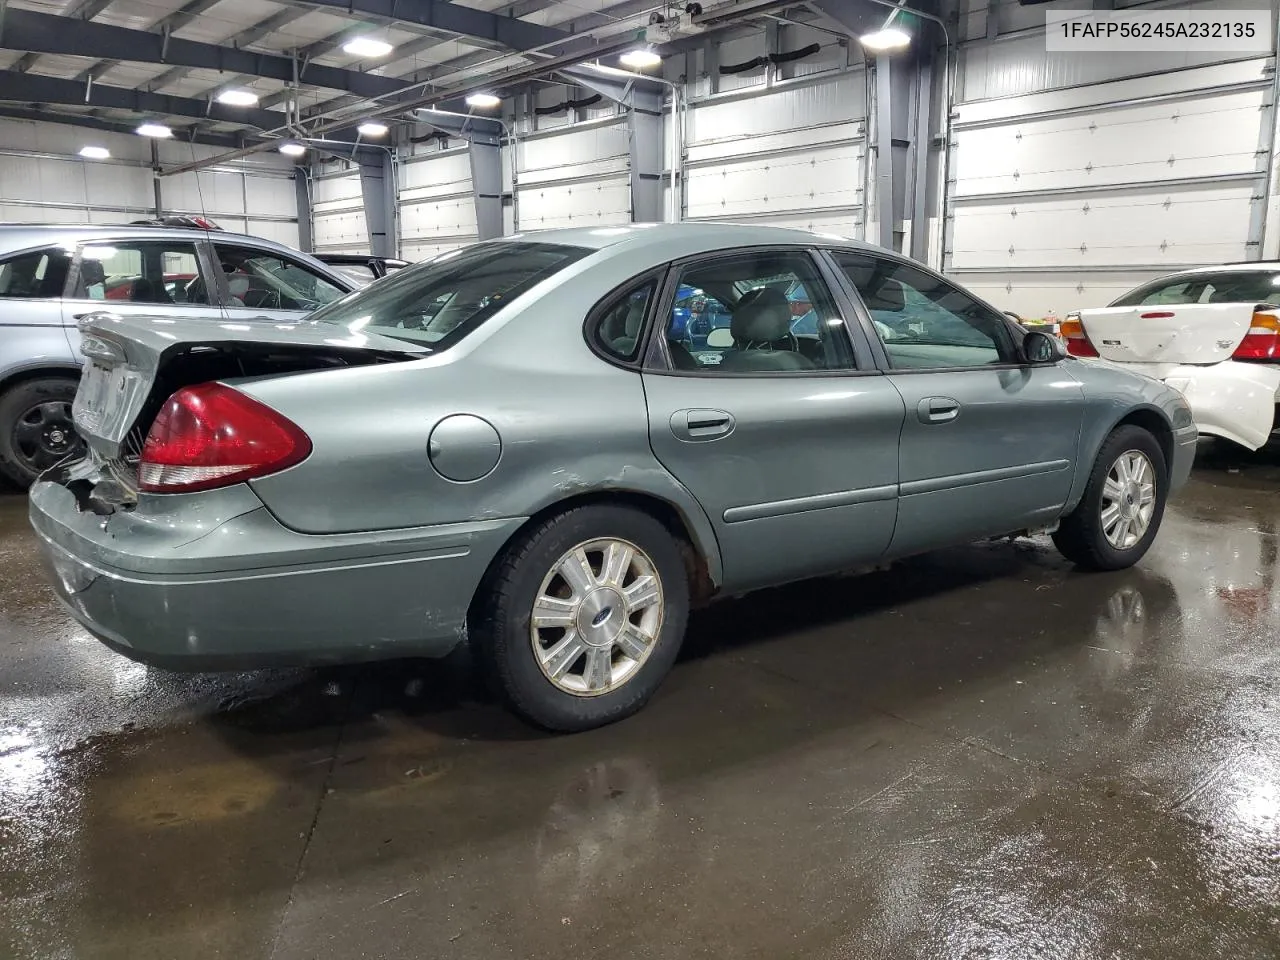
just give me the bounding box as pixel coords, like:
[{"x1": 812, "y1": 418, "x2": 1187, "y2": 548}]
[
  {"x1": 78, "y1": 146, "x2": 110, "y2": 160},
  {"x1": 465, "y1": 92, "x2": 501, "y2": 109},
  {"x1": 619, "y1": 47, "x2": 662, "y2": 69},
  {"x1": 217, "y1": 89, "x2": 259, "y2": 106},
  {"x1": 342, "y1": 36, "x2": 394, "y2": 58},
  {"x1": 859, "y1": 26, "x2": 910, "y2": 51},
  {"x1": 278, "y1": 142, "x2": 307, "y2": 157},
  {"x1": 136, "y1": 122, "x2": 172, "y2": 138},
  {"x1": 357, "y1": 121, "x2": 389, "y2": 137}
]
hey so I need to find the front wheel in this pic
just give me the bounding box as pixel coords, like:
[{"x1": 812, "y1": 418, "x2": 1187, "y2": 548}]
[
  {"x1": 1053, "y1": 424, "x2": 1168, "y2": 571},
  {"x1": 0, "y1": 376, "x2": 83, "y2": 488},
  {"x1": 471, "y1": 504, "x2": 691, "y2": 732}
]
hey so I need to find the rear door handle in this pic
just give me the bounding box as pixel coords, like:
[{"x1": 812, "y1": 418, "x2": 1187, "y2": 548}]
[
  {"x1": 671, "y1": 408, "x2": 735, "y2": 442},
  {"x1": 917, "y1": 396, "x2": 960, "y2": 424}
]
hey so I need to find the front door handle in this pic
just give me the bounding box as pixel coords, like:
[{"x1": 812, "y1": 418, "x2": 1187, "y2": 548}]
[
  {"x1": 917, "y1": 396, "x2": 960, "y2": 424},
  {"x1": 671, "y1": 408, "x2": 735, "y2": 442}
]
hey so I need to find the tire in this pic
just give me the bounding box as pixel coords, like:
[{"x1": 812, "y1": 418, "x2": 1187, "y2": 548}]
[
  {"x1": 0, "y1": 376, "x2": 82, "y2": 489},
  {"x1": 1053, "y1": 424, "x2": 1168, "y2": 571},
  {"x1": 471, "y1": 504, "x2": 691, "y2": 732}
]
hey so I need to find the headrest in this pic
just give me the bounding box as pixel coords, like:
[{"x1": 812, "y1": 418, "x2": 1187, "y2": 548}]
[
  {"x1": 730, "y1": 287, "x2": 792, "y2": 344},
  {"x1": 80, "y1": 260, "x2": 105, "y2": 286},
  {"x1": 863, "y1": 278, "x2": 906, "y2": 312}
]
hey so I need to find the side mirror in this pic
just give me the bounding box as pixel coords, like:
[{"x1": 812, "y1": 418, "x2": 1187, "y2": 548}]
[{"x1": 1022, "y1": 329, "x2": 1065, "y2": 364}]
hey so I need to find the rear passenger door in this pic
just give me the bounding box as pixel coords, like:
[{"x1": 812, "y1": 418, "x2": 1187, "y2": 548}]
[
  {"x1": 62, "y1": 238, "x2": 225, "y2": 349},
  {"x1": 631, "y1": 248, "x2": 906, "y2": 593},
  {"x1": 828, "y1": 250, "x2": 1085, "y2": 558}
]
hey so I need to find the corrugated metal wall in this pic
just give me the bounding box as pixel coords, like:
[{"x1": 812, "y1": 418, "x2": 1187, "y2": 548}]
[
  {"x1": 0, "y1": 118, "x2": 298, "y2": 246},
  {"x1": 949, "y1": 0, "x2": 1277, "y2": 318}
]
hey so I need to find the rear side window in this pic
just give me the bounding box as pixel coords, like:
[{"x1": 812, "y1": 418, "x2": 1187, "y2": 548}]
[
  {"x1": 0, "y1": 248, "x2": 71, "y2": 299},
  {"x1": 1111, "y1": 272, "x2": 1280, "y2": 307},
  {"x1": 309, "y1": 242, "x2": 589, "y2": 350},
  {"x1": 592, "y1": 279, "x2": 658, "y2": 362}
]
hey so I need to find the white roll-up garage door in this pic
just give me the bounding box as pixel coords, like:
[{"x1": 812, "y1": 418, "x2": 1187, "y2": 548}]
[
  {"x1": 310, "y1": 169, "x2": 367, "y2": 255},
  {"x1": 947, "y1": 52, "x2": 1274, "y2": 317},
  {"x1": 515, "y1": 117, "x2": 631, "y2": 230},
  {"x1": 682, "y1": 70, "x2": 866, "y2": 237},
  {"x1": 399, "y1": 147, "x2": 477, "y2": 261}
]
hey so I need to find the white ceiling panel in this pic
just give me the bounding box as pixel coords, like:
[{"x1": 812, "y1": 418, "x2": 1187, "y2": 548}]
[
  {"x1": 171, "y1": 0, "x2": 289, "y2": 42},
  {"x1": 27, "y1": 55, "x2": 101, "y2": 79}
]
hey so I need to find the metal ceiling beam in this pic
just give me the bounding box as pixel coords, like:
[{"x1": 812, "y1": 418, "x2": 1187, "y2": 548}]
[
  {"x1": 292, "y1": 0, "x2": 644, "y2": 120},
  {"x1": 268, "y1": 0, "x2": 566, "y2": 51},
  {"x1": 0, "y1": 105, "x2": 242, "y2": 147},
  {"x1": 69, "y1": 0, "x2": 233, "y2": 84},
  {"x1": 10, "y1": 0, "x2": 116, "y2": 74},
  {"x1": 148, "y1": 7, "x2": 312, "y2": 93},
  {"x1": 0, "y1": 9, "x2": 412, "y2": 99},
  {"x1": 0, "y1": 69, "x2": 288, "y2": 129}
]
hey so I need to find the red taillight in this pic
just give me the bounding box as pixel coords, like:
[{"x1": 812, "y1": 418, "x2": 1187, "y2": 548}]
[
  {"x1": 139, "y1": 382, "x2": 311, "y2": 493},
  {"x1": 1060, "y1": 315, "x2": 1098, "y2": 358},
  {"x1": 1232, "y1": 311, "x2": 1280, "y2": 360}
]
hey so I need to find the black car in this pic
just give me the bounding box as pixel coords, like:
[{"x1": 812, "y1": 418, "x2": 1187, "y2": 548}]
[{"x1": 314, "y1": 253, "x2": 410, "y2": 286}]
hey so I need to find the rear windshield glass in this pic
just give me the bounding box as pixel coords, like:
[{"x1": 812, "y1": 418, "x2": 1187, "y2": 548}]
[
  {"x1": 307, "y1": 241, "x2": 589, "y2": 349},
  {"x1": 1110, "y1": 271, "x2": 1280, "y2": 307}
]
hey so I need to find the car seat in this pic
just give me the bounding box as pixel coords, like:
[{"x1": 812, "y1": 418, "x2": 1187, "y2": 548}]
[
  {"x1": 129, "y1": 277, "x2": 172, "y2": 304},
  {"x1": 719, "y1": 288, "x2": 814, "y2": 372}
]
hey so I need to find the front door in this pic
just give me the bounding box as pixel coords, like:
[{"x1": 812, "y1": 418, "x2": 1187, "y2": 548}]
[
  {"x1": 211, "y1": 243, "x2": 349, "y2": 322},
  {"x1": 639, "y1": 248, "x2": 906, "y2": 592},
  {"x1": 828, "y1": 250, "x2": 1085, "y2": 558}
]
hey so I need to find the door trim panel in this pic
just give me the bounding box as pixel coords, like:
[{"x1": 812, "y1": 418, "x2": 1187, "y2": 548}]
[
  {"x1": 723, "y1": 484, "x2": 898, "y2": 523},
  {"x1": 899, "y1": 458, "x2": 1071, "y2": 497}
]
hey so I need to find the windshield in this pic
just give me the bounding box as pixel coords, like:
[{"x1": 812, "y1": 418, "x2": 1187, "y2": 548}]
[
  {"x1": 307, "y1": 241, "x2": 589, "y2": 348},
  {"x1": 1111, "y1": 271, "x2": 1280, "y2": 307}
]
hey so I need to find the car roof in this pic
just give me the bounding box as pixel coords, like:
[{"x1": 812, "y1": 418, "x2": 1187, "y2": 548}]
[
  {"x1": 495, "y1": 222, "x2": 879, "y2": 256},
  {"x1": 0, "y1": 222, "x2": 309, "y2": 255},
  {"x1": 1159, "y1": 261, "x2": 1280, "y2": 277}
]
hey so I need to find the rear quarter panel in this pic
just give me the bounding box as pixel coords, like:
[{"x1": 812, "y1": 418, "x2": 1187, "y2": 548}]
[{"x1": 239, "y1": 250, "x2": 725, "y2": 582}]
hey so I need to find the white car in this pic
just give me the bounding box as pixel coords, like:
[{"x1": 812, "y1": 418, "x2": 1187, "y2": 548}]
[{"x1": 1063, "y1": 264, "x2": 1280, "y2": 450}]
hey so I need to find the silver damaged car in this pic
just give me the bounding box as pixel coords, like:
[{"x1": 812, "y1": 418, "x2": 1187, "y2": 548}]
[{"x1": 30, "y1": 224, "x2": 1199, "y2": 731}]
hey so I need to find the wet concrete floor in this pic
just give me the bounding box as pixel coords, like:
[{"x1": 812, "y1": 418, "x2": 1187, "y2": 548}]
[{"x1": 2, "y1": 444, "x2": 1279, "y2": 959}]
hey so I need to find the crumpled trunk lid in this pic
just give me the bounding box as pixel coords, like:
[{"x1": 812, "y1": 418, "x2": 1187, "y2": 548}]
[
  {"x1": 1077, "y1": 304, "x2": 1260, "y2": 364},
  {"x1": 71, "y1": 310, "x2": 426, "y2": 462}
]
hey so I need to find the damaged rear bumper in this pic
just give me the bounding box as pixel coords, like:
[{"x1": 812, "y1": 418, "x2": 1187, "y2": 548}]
[
  {"x1": 29, "y1": 479, "x2": 521, "y2": 670},
  {"x1": 1093, "y1": 358, "x2": 1280, "y2": 451}
]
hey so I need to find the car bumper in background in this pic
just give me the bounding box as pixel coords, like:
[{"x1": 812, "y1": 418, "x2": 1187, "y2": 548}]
[
  {"x1": 1091, "y1": 358, "x2": 1280, "y2": 451},
  {"x1": 28, "y1": 480, "x2": 520, "y2": 670}
]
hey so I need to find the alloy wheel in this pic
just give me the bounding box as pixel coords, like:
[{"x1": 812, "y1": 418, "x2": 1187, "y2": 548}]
[
  {"x1": 530, "y1": 538, "x2": 664, "y2": 697},
  {"x1": 1101, "y1": 449, "x2": 1156, "y2": 550}
]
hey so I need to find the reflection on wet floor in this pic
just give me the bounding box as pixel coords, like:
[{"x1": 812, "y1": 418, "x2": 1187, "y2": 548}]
[{"x1": 2, "y1": 444, "x2": 1279, "y2": 959}]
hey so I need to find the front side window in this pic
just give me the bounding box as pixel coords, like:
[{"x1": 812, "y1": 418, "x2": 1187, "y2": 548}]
[
  {"x1": 660, "y1": 251, "x2": 855, "y2": 374},
  {"x1": 77, "y1": 240, "x2": 209, "y2": 305},
  {"x1": 306, "y1": 241, "x2": 590, "y2": 349},
  {"x1": 214, "y1": 245, "x2": 348, "y2": 312},
  {"x1": 1111, "y1": 271, "x2": 1280, "y2": 307},
  {"x1": 832, "y1": 252, "x2": 1017, "y2": 369},
  {"x1": 0, "y1": 248, "x2": 71, "y2": 299}
]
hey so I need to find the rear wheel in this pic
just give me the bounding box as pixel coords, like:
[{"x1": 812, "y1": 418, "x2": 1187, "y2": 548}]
[
  {"x1": 1053, "y1": 424, "x2": 1168, "y2": 571},
  {"x1": 0, "y1": 376, "x2": 83, "y2": 488},
  {"x1": 471, "y1": 504, "x2": 690, "y2": 732}
]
